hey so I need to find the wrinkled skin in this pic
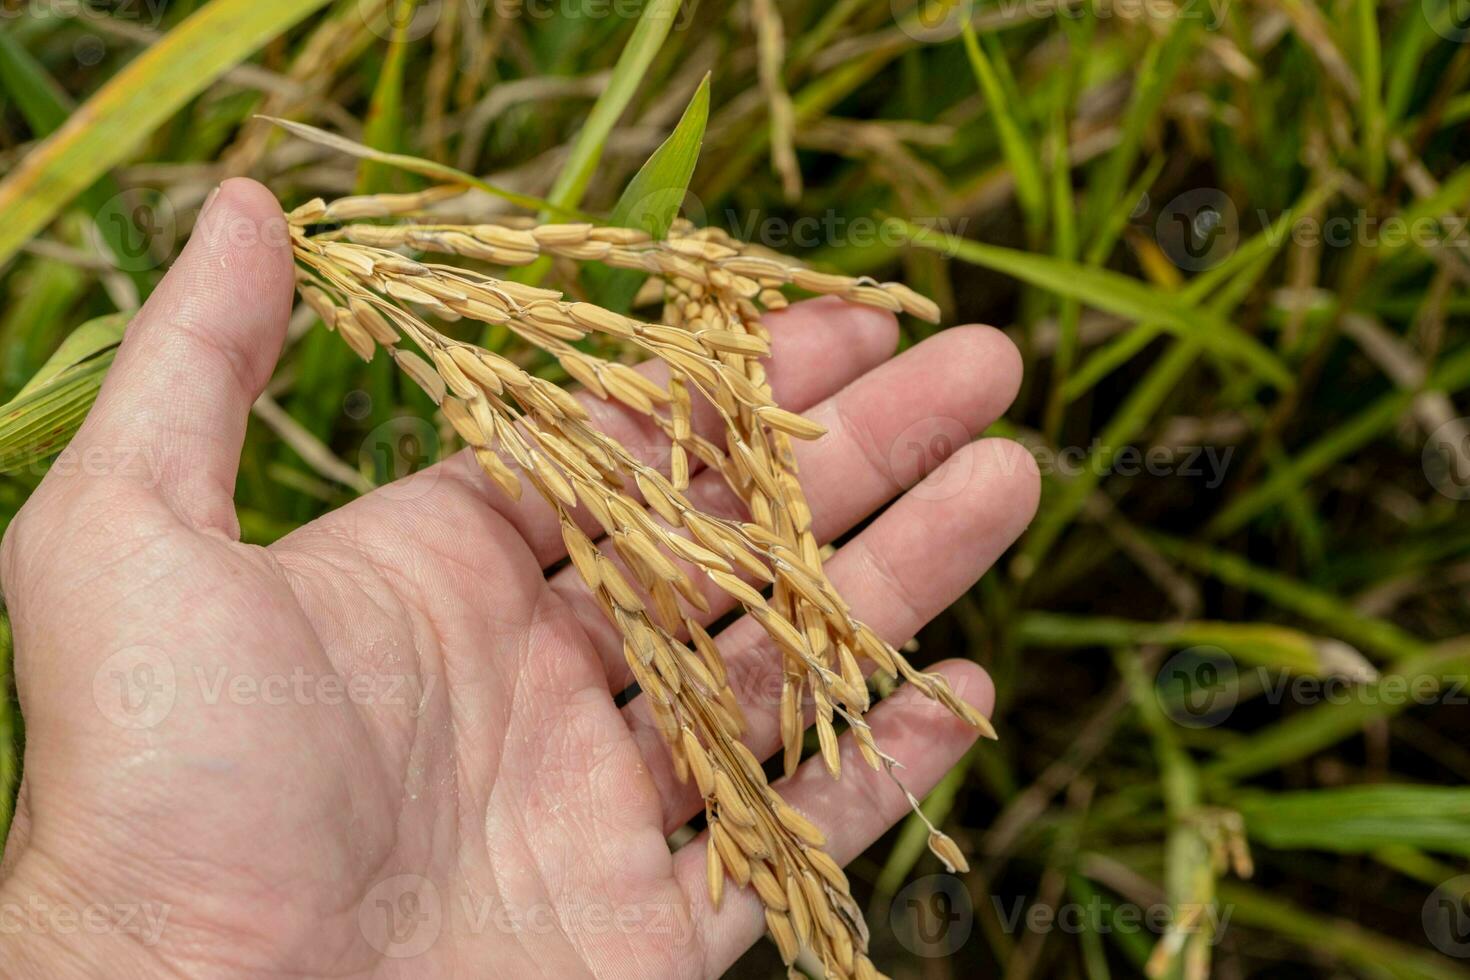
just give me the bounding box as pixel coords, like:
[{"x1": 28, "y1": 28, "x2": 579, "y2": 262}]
[{"x1": 0, "y1": 181, "x2": 1037, "y2": 978}]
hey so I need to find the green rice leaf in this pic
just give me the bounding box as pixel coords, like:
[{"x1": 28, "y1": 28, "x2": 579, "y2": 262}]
[
  {"x1": 899, "y1": 219, "x2": 1294, "y2": 389},
  {"x1": 0, "y1": 33, "x2": 70, "y2": 135},
  {"x1": 608, "y1": 73, "x2": 709, "y2": 236},
  {"x1": 17, "y1": 312, "x2": 128, "y2": 399},
  {"x1": 1019, "y1": 613, "x2": 1325, "y2": 674},
  {"x1": 1237, "y1": 786, "x2": 1470, "y2": 857},
  {"x1": 0, "y1": 0, "x2": 336, "y2": 266},
  {"x1": 0, "y1": 34, "x2": 142, "y2": 283},
  {"x1": 1356, "y1": 0, "x2": 1385, "y2": 190},
  {"x1": 545, "y1": 0, "x2": 686, "y2": 214},
  {"x1": 1208, "y1": 343, "x2": 1470, "y2": 535},
  {"x1": 588, "y1": 73, "x2": 710, "y2": 311},
  {"x1": 960, "y1": 21, "x2": 1045, "y2": 239},
  {"x1": 355, "y1": 0, "x2": 419, "y2": 195},
  {"x1": 0, "y1": 313, "x2": 129, "y2": 474}
]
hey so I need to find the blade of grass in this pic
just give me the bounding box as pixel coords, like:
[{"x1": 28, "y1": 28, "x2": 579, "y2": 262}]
[
  {"x1": 1355, "y1": 0, "x2": 1385, "y2": 190},
  {"x1": 1043, "y1": 86, "x2": 1081, "y2": 442},
  {"x1": 1236, "y1": 786, "x2": 1470, "y2": 857},
  {"x1": 960, "y1": 20, "x2": 1045, "y2": 242},
  {"x1": 510, "y1": 0, "x2": 684, "y2": 292},
  {"x1": 1207, "y1": 342, "x2": 1470, "y2": 535},
  {"x1": 1384, "y1": 3, "x2": 1443, "y2": 124},
  {"x1": 898, "y1": 219, "x2": 1294, "y2": 389},
  {"x1": 0, "y1": 313, "x2": 129, "y2": 474},
  {"x1": 586, "y1": 73, "x2": 710, "y2": 311},
  {"x1": 1118, "y1": 648, "x2": 1218, "y2": 980},
  {"x1": 1081, "y1": 19, "x2": 1197, "y2": 258},
  {"x1": 544, "y1": 0, "x2": 684, "y2": 213},
  {"x1": 15, "y1": 312, "x2": 128, "y2": 398},
  {"x1": 1067, "y1": 874, "x2": 1125, "y2": 978},
  {"x1": 1217, "y1": 881, "x2": 1469, "y2": 980},
  {"x1": 356, "y1": 0, "x2": 419, "y2": 194},
  {"x1": 0, "y1": 33, "x2": 143, "y2": 285},
  {"x1": 1022, "y1": 614, "x2": 1326, "y2": 674},
  {"x1": 0, "y1": 253, "x2": 86, "y2": 396},
  {"x1": 1206, "y1": 640, "x2": 1470, "y2": 782},
  {"x1": 1063, "y1": 177, "x2": 1340, "y2": 404},
  {"x1": 0, "y1": 33, "x2": 70, "y2": 134},
  {"x1": 1146, "y1": 534, "x2": 1429, "y2": 662}
]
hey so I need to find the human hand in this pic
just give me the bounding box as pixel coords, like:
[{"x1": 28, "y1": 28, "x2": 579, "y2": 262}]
[{"x1": 0, "y1": 179, "x2": 1037, "y2": 978}]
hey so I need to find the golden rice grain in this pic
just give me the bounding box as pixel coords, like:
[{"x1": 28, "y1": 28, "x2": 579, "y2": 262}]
[{"x1": 927, "y1": 830, "x2": 971, "y2": 874}]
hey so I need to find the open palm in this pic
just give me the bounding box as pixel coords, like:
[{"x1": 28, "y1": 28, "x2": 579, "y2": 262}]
[{"x1": 0, "y1": 181, "x2": 1036, "y2": 979}]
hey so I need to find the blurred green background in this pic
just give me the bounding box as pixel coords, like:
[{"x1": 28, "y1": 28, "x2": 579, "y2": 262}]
[{"x1": 2, "y1": 0, "x2": 1470, "y2": 976}]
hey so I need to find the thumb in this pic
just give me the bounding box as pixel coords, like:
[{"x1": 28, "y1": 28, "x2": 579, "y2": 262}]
[{"x1": 70, "y1": 178, "x2": 295, "y2": 537}]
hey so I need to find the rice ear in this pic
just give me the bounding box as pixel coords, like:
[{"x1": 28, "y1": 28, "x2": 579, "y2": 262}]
[{"x1": 288, "y1": 192, "x2": 954, "y2": 980}]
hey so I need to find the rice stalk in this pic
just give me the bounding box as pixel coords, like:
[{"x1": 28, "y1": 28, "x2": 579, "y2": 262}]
[{"x1": 285, "y1": 179, "x2": 986, "y2": 979}]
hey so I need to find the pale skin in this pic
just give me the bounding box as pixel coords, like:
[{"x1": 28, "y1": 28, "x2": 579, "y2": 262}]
[{"x1": 0, "y1": 180, "x2": 1038, "y2": 978}]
